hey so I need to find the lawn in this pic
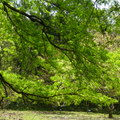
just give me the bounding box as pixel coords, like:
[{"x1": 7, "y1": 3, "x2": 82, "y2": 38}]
[{"x1": 0, "y1": 110, "x2": 120, "y2": 120}]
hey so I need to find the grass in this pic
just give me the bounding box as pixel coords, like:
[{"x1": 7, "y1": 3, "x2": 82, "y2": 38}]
[{"x1": 0, "y1": 110, "x2": 120, "y2": 120}]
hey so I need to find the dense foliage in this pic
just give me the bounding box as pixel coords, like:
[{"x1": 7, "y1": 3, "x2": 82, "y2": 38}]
[{"x1": 0, "y1": 0, "x2": 120, "y2": 118}]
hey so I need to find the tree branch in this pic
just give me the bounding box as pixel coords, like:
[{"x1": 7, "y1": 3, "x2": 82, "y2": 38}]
[
  {"x1": 0, "y1": 73, "x2": 81, "y2": 100},
  {"x1": 3, "y1": 1, "x2": 46, "y2": 26},
  {"x1": 2, "y1": 1, "x2": 73, "y2": 52},
  {"x1": 0, "y1": 73, "x2": 49, "y2": 99}
]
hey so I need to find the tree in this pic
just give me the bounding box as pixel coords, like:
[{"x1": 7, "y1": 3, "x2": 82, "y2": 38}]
[{"x1": 0, "y1": 0, "x2": 120, "y2": 118}]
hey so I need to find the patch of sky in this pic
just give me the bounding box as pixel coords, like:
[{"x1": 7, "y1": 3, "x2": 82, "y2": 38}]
[{"x1": 92, "y1": 0, "x2": 120, "y2": 9}]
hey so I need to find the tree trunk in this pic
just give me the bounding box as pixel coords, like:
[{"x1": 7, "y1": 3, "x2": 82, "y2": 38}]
[
  {"x1": 0, "y1": 97, "x2": 4, "y2": 109},
  {"x1": 108, "y1": 104, "x2": 114, "y2": 118},
  {"x1": 108, "y1": 110, "x2": 113, "y2": 118}
]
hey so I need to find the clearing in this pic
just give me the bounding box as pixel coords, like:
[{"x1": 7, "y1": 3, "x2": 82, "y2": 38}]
[{"x1": 0, "y1": 110, "x2": 120, "y2": 120}]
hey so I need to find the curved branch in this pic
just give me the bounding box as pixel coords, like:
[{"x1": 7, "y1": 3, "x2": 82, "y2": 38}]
[
  {"x1": 0, "y1": 73, "x2": 81, "y2": 100},
  {"x1": 3, "y1": 1, "x2": 46, "y2": 26},
  {"x1": 43, "y1": 27, "x2": 73, "y2": 51},
  {"x1": 2, "y1": 1, "x2": 73, "y2": 52},
  {"x1": 0, "y1": 73, "x2": 49, "y2": 99}
]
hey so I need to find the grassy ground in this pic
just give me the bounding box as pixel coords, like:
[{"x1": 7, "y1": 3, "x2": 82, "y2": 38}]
[{"x1": 0, "y1": 110, "x2": 120, "y2": 120}]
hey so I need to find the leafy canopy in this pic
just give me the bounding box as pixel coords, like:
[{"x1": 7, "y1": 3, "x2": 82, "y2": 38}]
[{"x1": 0, "y1": 0, "x2": 120, "y2": 107}]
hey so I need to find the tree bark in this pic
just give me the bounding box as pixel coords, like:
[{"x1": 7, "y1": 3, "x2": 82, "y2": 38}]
[{"x1": 108, "y1": 104, "x2": 114, "y2": 118}]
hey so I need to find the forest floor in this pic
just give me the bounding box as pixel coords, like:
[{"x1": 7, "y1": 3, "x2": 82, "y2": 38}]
[{"x1": 0, "y1": 110, "x2": 120, "y2": 120}]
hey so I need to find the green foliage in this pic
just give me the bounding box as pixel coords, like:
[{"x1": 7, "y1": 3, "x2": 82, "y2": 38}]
[{"x1": 0, "y1": 0, "x2": 120, "y2": 116}]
